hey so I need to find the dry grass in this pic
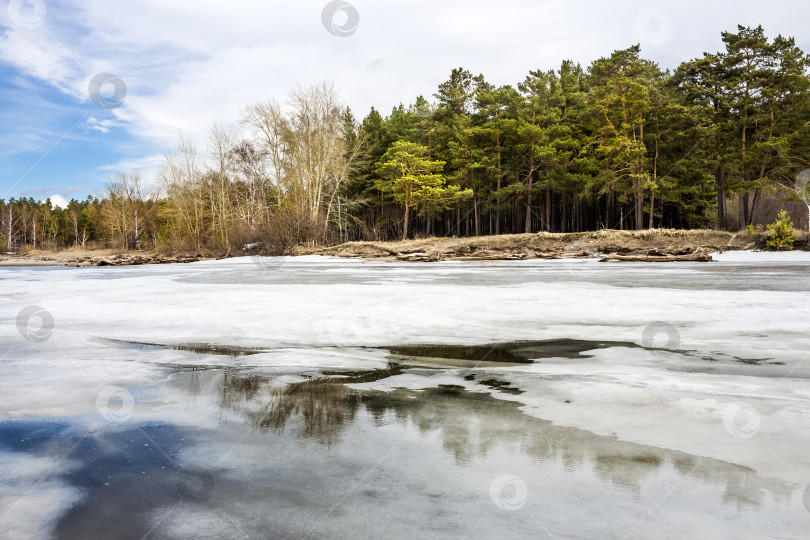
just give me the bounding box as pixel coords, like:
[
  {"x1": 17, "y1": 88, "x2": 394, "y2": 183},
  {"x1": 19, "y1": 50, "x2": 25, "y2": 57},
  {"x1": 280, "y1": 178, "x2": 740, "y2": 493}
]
[{"x1": 307, "y1": 229, "x2": 809, "y2": 260}]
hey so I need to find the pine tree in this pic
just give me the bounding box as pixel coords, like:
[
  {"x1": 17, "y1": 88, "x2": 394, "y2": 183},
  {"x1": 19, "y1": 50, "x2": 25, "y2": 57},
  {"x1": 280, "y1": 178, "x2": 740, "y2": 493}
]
[{"x1": 375, "y1": 141, "x2": 471, "y2": 240}]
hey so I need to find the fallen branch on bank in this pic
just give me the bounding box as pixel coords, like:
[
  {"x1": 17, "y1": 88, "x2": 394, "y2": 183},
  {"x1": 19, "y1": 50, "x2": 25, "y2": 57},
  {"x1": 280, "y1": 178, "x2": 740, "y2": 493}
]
[{"x1": 599, "y1": 251, "x2": 713, "y2": 262}]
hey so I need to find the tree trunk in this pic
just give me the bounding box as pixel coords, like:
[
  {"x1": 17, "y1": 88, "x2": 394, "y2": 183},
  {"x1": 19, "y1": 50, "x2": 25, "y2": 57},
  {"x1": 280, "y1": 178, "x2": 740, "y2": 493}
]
[
  {"x1": 742, "y1": 193, "x2": 750, "y2": 227},
  {"x1": 750, "y1": 189, "x2": 762, "y2": 226},
  {"x1": 716, "y1": 166, "x2": 726, "y2": 230},
  {"x1": 561, "y1": 194, "x2": 568, "y2": 233},
  {"x1": 806, "y1": 203, "x2": 810, "y2": 233},
  {"x1": 473, "y1": 196, "x2": 480, "y2": 237},
  {"x1": 402, "y1": 203, "x2": 410, "y2": 241},
  {"x1": 525, "y1": 175, "x2": 533, "y2": 234}
]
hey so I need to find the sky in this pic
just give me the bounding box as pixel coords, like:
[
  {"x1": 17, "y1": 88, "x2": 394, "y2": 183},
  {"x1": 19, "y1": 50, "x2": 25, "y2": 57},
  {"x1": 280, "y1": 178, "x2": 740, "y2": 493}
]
[{"x1": 1, "y1": 0, "x2": 809, "y2": 206}]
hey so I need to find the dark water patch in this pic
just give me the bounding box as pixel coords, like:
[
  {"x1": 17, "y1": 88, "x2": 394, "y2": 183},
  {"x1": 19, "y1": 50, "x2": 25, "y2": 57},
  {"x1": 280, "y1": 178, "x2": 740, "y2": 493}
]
[
  {"x1": 734, "y1": 357, "x2": 771, "y2": 366},
  {"x1": 597, "y1": 453, "x2": 664, "y2": 467},
  {"x1": 55, "y1": 424, "x2": 192, "y2": 540},
  {"x1": 510, "y1": 339, "x2": 643, "y2": 359},
  {"x1": 321, "y1": 364, "x2": 405, "y2": 384},
  {"x1": 478, "y1": 378, "x2": 524, "y2": 395},
  {"x1": 99, "y1": 337, "x2": 790, "y2": 379},
  {"x1": 96, "y1": 338, "x2": 167, "y2": 352},
  {"x1": 98, "y1": 338, "x2": 265, "y2": 357},
  {"x1": 387, "y1": 343, "x2": 533, "y2": 364},
  {"x1": 386, "y1": 339, "x2": 641, "y2": 366},
  {"x1": 676, "y1": 349, "x2": 784, "y2": 377},
  {"x1": 170, "y1": 343, "x2": 266, "y2": 357},
  {"x1": 101, "y1": 337, "x2": 656, "y2": 368}
]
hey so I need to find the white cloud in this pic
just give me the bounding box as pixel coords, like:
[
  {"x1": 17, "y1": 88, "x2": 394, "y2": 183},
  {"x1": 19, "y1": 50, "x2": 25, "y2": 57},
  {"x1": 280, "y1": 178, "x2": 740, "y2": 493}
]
[
  {"x1": 0, "y1": 450, "x2": 84, "y2": 540},
  {"x1": 98, "y1": 153, "x2": 163, "y2": 172},
  {"x1": 84, "y1": 116, "x2": 122, "y2": 134},
  {"x1": 95, "y1": 153, "x2": 165, "y2": 195},
  {"x1": 44, "y1": 194, "x2": 68, "y2": 208}
]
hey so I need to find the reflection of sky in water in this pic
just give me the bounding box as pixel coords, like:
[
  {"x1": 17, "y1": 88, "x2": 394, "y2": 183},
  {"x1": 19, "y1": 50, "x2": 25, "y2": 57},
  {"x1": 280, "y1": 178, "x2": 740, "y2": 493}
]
[{"x1": 1, "y1": 368, "x2": 805, "y2": 540}]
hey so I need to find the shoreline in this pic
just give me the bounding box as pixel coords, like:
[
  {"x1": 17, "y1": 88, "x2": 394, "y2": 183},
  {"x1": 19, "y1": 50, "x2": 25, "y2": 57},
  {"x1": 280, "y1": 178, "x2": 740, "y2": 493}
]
[
  {"x1": 1, "y1": 229, "x2": 807, "y2": 267},
  {"x1": 306, "y1": 229, "x2": 807, "y2": 263},
  {"x1": 0, "y1": 249, "x2": 213, "y2": 267}
]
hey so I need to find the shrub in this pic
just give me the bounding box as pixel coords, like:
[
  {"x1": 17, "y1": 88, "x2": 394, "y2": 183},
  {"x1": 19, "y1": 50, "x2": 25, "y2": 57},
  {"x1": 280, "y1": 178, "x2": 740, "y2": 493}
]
[{"x1": 765, "y1": 210, "x2": 796, "y2": 251}]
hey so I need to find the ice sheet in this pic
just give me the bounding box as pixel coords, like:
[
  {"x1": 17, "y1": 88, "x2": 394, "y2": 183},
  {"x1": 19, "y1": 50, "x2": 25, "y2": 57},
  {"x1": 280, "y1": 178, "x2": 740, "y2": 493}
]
[
  {"x1": 1, "y1": 254, "x2": 810, "y2": 538},
  {"x1": 711, "y1": 249, "x2": 810, "y2": 262}
]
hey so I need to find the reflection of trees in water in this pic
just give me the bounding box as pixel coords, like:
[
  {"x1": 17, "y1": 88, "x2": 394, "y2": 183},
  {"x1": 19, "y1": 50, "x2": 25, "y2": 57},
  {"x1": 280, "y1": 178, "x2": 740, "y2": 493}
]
[
  {"x1": 183, "y1": 368, "x2": 204, "y2": 397},
  {"x1": 214, "y1": 369, "x2": 790, "y2": 508},
  {"x1": 218, "y1": 367, "x2": 400, "y2": 447},
  {"x1": 253, "y1": 379, "x2": 361, "y2": 446}
]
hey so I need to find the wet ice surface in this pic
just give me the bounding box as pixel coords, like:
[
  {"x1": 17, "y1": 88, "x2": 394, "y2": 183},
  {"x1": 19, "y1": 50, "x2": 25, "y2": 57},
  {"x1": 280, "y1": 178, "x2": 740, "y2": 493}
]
[{"x1": 1, "y1": 253, "x2": 810, "y2": 539}]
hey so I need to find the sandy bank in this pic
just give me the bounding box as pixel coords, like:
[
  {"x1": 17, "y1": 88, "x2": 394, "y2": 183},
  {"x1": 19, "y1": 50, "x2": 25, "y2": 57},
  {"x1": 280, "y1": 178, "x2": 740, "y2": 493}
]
[{"x1": 2, "y1": 229, "x2": 807, "y2": 266}]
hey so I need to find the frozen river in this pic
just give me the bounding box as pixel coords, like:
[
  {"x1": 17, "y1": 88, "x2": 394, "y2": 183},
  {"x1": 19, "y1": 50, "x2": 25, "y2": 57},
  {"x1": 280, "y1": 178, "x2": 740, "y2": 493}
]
[{"x1": 1, "y1": 253, "x2": 809, "y2": 539}]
